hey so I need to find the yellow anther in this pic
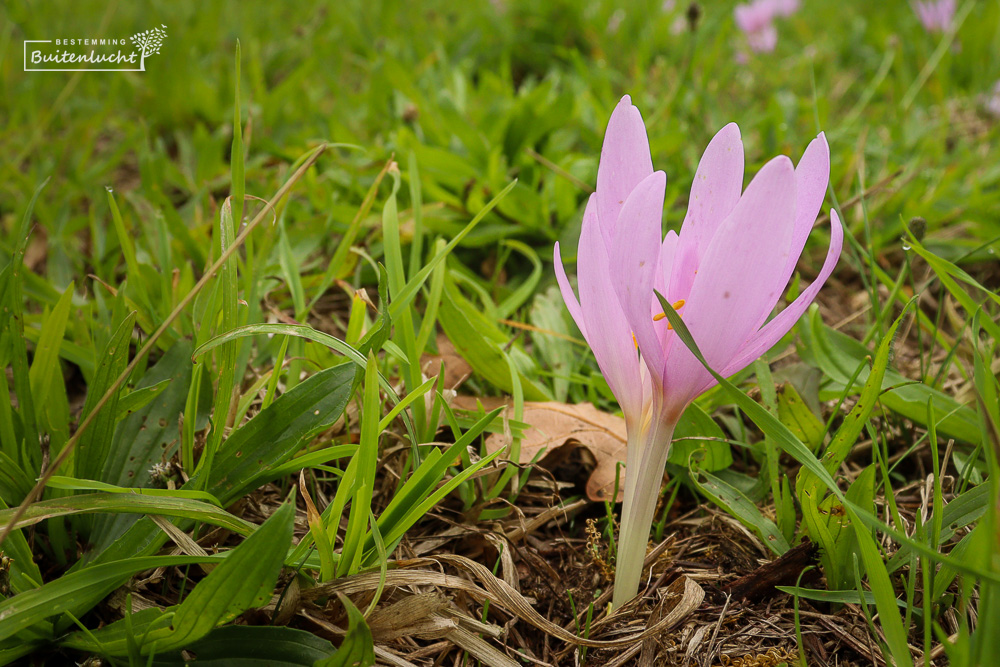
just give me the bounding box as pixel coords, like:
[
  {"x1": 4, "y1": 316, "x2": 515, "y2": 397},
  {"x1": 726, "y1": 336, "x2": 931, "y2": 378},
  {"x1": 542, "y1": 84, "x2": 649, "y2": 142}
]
[
  {"x1": 652, "y1": 300, "x2": 686, "y2": 322},
  {"x1": 632, "y1": 332, "x2": 639, "y2": 349}
]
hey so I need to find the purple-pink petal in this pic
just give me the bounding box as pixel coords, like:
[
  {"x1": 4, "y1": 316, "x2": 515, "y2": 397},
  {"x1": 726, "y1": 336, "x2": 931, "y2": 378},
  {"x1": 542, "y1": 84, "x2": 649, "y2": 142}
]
[
  {"x1": 779, "y1": 133, "x2": 830, "y2": 288},
  {"x1": 553, "y1": 241, "x2": 587, "y2": 340},
  {"x1": 662, "y1": 155, "x2": 797, "y2": 408},
  {"x1": 596, "y1": 96, "x2": 654, "y2": 245},
  {"x1": 577, "y1": 195, "x2": 644, "y2": 421},
  {"x1": 716, "y1": 209, "x2": 844, "y2": 381},
  {"x1": 608, "y1": 171, "x2": 668, "y2": 377},
  {"x1": 675, "y1": 122, "x2": 745, "y2": 265}
]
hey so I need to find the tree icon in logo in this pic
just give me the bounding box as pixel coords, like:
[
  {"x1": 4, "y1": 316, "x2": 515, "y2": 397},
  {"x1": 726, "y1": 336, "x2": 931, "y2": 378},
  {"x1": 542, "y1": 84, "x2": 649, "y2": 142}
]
[{"x1": 130, "y1": 24, "x2": 168, "y2": 71}]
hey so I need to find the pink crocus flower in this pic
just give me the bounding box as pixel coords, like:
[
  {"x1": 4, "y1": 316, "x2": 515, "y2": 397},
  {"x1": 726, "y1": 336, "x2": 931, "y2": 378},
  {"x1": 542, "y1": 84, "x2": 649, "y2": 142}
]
[
  {"x1": 913, "y1": 0, "x2": 956, "y2": 33},
  {"x1": 984, "y1": 80, "x2": 1000, "y2": 118},
  {"x1": 734, "y1": 1, "x2": 779, "y2": 52},
  {"x1": 554, "y1": 96, "x2": 843, "y2": 609},
  {"x1": 734, "y1": 0, "x2": 800, "y2": 53},
  {"x1": 770, "y1": 0, "x2": 801, "y2": 17}
]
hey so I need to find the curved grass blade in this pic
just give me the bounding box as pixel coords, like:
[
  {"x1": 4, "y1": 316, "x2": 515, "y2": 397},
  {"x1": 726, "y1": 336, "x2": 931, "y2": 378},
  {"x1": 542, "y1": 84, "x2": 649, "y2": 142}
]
[
  {"x1": 155, "y1": 499, "x2": 294, "y2": 649},
  {"x1": 60, "y1": 504, "x2": 296, "y2": 657},
  {"x1": 0, "y1": 493, "x2": 254, "y2": 536},
  {"x1": 315, "y1": 594, "x2": 375, "y2": 667},
  {"x1": 44, "y1": 477, "x2": 221, "y2": 505},
  {"x1": 0, "y1": 555, "x2": 219, "y2": 643},
  {"x1": 193, "y1": 322, "x2": 417, "y2": 447}
]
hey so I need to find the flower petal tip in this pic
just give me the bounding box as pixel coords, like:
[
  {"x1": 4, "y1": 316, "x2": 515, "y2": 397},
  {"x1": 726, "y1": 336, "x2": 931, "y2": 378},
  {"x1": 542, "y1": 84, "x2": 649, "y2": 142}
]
[
  {"x1": 764, "y1": 153, "x2": 795, "y2": 176},
  {"x1": 810, "y1": 132, "x2": 831, "y2": 157},
  {"x1": 707, "y1": 123, "x2": 744, "y2": 158}
]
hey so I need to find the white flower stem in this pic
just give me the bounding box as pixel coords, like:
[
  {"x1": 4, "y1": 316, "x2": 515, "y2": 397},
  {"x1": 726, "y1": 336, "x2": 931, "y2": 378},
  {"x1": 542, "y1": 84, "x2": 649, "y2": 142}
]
[{"x1": 612, "y1": 419, "x2": 677, "y2": 610}]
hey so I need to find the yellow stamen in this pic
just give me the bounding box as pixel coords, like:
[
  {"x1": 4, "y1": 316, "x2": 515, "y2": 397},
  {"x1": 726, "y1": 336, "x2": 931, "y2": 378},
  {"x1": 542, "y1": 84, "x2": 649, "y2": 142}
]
[
  {"x1": 632, "y1": 332, "x2": 639, "y2": 349},
  {"x1": 652, "y1": 299, "x2": 686, "y2": 322}
]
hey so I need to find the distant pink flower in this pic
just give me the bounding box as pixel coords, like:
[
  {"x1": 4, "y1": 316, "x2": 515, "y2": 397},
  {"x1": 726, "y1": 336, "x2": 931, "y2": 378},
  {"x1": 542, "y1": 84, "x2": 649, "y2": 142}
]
[
  {"x1": 770, "y1": 0, "x2": 801, "y2": 17},
  {"x1": 607, "y1": 9, "x2": 626, "y2": 34},
  {"x1": 734, "y1": 0, "x2": 800, "y2": 54},
  {"x1": 555, "y1": 96, "x2": 842, "y2": 609},
  {"x1": 984, "y1": 80, "x2": 1000, "y2": 117},
  {"x1": 913, "y1": 0, "x2": 956, "y2": 33},
  {"x1": 735, "y1": 1, "x2": 778, "y2": 52}
]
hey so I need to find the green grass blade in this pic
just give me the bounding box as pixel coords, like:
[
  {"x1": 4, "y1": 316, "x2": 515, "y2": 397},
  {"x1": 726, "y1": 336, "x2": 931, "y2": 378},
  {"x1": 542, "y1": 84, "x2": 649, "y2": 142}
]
[
  {"x1": 193, "y1": 322, "x2": 417, "y2": 447},
  {"x1": 387, "y1": 179, "x2": 517, "y2": 322},
  {"x1": 315, "y1": 594, "x2": 375, "y2": 667},
  {"x1": 158, "y1": 499, "x2": 293, "y2": 648},
  {"x1": 691, "y1": 465, "x2": 790, "y2": 555},
  {"x1": 27, "y1": 282, "x2": 74, "y2": 454},
  {"x1": 197, "y1": 196, "x2": 241, "y2": 486},
  {"x1": 337, "y1": 353, "x2": 381, "y2": 578},
  {"x1": 0, "y1": 492, "x2": 254, "y2": 536},
  {"x1": 75, "y1": 312, "x2": 136, "y2": 480},
  {"x1": 0, "y1": 555, "x2": 218, "y2": 643}
]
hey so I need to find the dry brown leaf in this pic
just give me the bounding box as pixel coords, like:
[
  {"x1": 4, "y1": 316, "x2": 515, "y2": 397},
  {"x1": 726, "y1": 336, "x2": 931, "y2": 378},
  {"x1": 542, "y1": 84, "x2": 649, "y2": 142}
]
[
  {"x1": 452, "y1": 398, "x2": 639, "y2": 502},
  {"x1": 421, "y1": 333, "x2": 473, "y2": 390},
  {"x1": 367, "y1": 593, "x2": 455, "y2": 641},
  {"x1": 305, "y1": 555, "x2": 703, "y2": 649}
]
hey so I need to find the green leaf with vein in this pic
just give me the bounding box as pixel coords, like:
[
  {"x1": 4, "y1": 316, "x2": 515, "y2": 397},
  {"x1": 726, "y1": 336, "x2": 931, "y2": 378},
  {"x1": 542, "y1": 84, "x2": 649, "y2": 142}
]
[
  {"x1": 193, "y1": 322, "x2": 417, "y2": 448},
  {"x1": 690, "y1": 465, "x2": 789, "y2": 555},
  {"x1": 150, "y1": 626, "x2": 334, "y2": 665},
  {"x1": 202, "y1": 364, "x2": 354, "y2": 504},
  {"x1": 157, "y1": 499, "x2": 293, "y2": 649},
  {"x1": 89, "y1": 340, "x2": 208, "y2": 559},
  {"x1": 87, "y1": 361, "x2": 354, "y2": 571}
]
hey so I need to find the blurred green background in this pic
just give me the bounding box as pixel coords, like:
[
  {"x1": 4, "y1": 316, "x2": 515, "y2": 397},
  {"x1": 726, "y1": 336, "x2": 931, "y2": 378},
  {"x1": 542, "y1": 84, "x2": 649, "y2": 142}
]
[{"x1": 4, "y1": 0, "x2": 999, "y2": 294}]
